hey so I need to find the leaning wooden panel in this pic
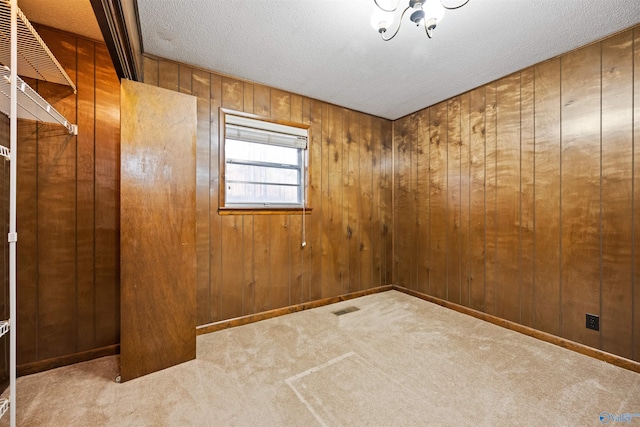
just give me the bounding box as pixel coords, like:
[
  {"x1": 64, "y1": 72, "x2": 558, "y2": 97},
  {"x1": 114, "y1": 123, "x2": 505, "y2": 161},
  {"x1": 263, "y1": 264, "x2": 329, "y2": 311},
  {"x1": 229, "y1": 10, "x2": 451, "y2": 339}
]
[
  {"x1": 600, "y1": 31, "x2": 633, "y2": 359},
  {"x1": 120, "y1": 80, "x2": 197, "y2": 381}
]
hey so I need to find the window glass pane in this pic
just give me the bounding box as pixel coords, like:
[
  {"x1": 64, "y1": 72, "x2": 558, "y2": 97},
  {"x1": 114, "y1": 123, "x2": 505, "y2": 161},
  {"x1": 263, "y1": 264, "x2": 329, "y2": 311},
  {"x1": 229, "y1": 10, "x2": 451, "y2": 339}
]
[
  {"x1": 226, "y1": 163, "x2": 299, "y2": 186},
  {"x1": 226, "y1": 139, "x2": 299, "y2": 166},
  {"x1": 226, "y1": 182, "x2": 300, "y2": 205}
]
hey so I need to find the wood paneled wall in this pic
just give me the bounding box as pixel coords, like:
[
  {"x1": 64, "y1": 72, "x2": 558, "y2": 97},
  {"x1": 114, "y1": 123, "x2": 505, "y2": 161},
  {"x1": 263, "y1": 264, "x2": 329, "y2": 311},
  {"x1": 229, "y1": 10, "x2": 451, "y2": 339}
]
[
  {"x1": 393, "y1": 27, "x2": 640, "y2": 362},
  {"x1": 13, "y1": 27, "x2": 121, "y2": 368},
  {"x1": 142, "y1": 56, "x2": 393, "y2": 326}
]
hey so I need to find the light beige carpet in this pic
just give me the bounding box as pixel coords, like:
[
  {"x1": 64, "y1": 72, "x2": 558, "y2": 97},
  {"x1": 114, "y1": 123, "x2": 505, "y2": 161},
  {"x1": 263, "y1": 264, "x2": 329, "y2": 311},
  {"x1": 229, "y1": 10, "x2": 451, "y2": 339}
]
[{"x1": 2, "y1": 290, "x2": 639, "y2": 426}]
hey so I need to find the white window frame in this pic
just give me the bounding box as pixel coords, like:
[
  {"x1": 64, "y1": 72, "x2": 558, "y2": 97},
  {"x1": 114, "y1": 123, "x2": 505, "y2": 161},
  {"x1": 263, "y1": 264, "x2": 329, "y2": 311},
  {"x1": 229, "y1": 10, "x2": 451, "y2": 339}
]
[{"x1": 219, "y1": 108, "x2": 311, "y2": 213}]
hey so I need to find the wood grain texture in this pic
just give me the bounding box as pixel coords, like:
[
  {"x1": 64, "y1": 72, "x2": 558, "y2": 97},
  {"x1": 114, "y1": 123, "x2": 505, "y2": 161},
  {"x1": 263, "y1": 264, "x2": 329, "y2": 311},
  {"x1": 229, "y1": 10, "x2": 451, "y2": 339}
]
[
  {"x1": 560, "y1": 43, "x2": 602, "y2": 348},
  {"x1": 394, "y1": 115, "x2": 412, "y2": 288},
  {"x1": 416, "y1": 109, "x2": 430, "y2": 294},
  {"x1": 520, "y1": 68, "x2": 535, "y2": 328},
  {"x1": 484, "y1": 83, "x2": 498, "y2": 316},
  {"x1": 459, "y1": 93, "x2": 471, "y2": 307},
  {"x1": 94, "y1": 42, "x2": 120, "y2": 348},
  {"x1": 634, "y1": 27, "x2": 640, "y2": 362},
  {"x1": 392, "y1": 27, "x2": 640, "y2": 363},
  {"x1": 76, "y1": 37, "x2": 96, "y2": 351},
  {"x1": 36, "y1": 28, "x2": 78, "y2": 360},
  {"x1": 600, "y1": 31, "x2": 633, "y2": 358},
  {"x1": 533, "y1": 58, "x2": 562, "y2": 336},
  {"x1": 468, "y1": 87, "x2": 486, "y2": 312},
  {"x1": 13, "y1": 26, "x2": 119, "y2": 369},
  {"x1": 346, "y1": 110, "x2": 361, "y2": 293},
  {"x1": 495, "y1": 74, "x2": 521, "y2": 323},
  {"x1": 429, "y1": 103, "x2": 448, "y2": 300},
  {"x1": 447, "y1": 98, "x2": 462, "y2": 303},
  {"x1": 120, "y1": 79, "x2": 196, "y2": 382}
]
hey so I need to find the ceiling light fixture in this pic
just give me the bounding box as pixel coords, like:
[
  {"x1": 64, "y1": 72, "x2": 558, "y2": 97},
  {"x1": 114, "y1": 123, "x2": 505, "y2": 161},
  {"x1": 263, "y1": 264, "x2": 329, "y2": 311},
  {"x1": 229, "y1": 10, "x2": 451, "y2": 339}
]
[{"x1": 371, "y1": 0, "x2": 469, "y2": 41}]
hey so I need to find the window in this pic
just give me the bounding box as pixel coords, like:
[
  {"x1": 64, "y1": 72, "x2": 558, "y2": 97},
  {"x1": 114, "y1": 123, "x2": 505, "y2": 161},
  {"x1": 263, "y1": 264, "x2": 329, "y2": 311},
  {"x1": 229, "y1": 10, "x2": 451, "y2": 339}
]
[{"x1": 220, "y1": 109, "x2": 310, "y2": 211}]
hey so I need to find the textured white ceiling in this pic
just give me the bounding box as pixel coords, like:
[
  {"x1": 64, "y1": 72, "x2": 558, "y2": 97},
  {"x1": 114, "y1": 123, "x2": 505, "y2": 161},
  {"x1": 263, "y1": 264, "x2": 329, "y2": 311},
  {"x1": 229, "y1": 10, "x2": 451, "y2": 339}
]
[{"x1": 18, "y1": 0, "x2": 103, "y2": 41}]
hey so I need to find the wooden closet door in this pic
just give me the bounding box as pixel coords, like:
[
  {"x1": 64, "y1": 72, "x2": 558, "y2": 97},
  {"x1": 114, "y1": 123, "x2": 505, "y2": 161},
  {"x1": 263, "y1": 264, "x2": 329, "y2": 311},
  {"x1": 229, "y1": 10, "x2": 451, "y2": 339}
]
[{"x1": 120, "y1": 79, "x2": 197, "y2": 382}]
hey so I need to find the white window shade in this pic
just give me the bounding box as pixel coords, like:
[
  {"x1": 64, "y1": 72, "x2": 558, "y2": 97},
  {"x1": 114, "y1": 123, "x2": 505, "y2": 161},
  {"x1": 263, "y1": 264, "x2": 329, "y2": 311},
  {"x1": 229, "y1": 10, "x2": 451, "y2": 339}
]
[{"x1": 225, "y1": 114, "x2": 308, "y2": 149}]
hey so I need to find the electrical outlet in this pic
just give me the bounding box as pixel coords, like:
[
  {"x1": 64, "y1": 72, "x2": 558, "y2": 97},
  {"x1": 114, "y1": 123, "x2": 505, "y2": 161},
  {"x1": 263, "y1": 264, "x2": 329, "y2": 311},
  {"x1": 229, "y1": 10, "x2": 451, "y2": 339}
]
[{"x1": 586, "y1": 313, "x2": 599, "y2": 331}]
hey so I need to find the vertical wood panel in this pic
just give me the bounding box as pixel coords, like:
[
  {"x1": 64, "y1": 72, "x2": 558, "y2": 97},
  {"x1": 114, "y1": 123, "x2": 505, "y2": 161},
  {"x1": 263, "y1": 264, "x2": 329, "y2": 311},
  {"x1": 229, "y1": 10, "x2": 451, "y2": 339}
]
[
  {"x1": 469, "y1": 87, "x2": 486, "y2": 311},
  {"x1": 346, "y1": 110, "x2": 360, "y2": 292},
  {"x1": 447, "y1": 98, "x2": 462, "y2": 303},
  {"x1": 560, "y1": 43, "x2": 601, "y2": 348},
  {"x1": 484, "y1": 83, "x2": 498, "y2": 315},
  {"x1": 520, "y1": 68, "x2": 535, "y2": 328},
  {"x1": 634, "y1": 28, "x2": 640, "y2": 362},
  {"x1": 601, "y1": 31, "x2": 633, "y2": 358},
  {"x1": 495, "y1": 74, "x2": 521, "y2": 323},
  {"x1": 359, "y1": 114, "x2": 374, "y2": 290},
  {"x1": 430, "y1": 103, "x2": 448, "y2": 300},
  {"x1": 371, "y1": 117, "x2": 383, "y2": 286},
  {"x1": 192, "y1": 69, "x2": 211, "y2": 325},
  {"x1": 221, "y1": 215, "x2": 244, "y2": 319},
  {"x1": 158, "y1": 60, "x2": 179, "y2": 92},
  {"x1": 533, "y1": 58, "x2": 562, "y2": 336},
  {"x1": 460, "y1": 94, "x2": 471, "y2": 306},
  {"x1": 308, "y1": 100, "x2": 323, "y2": 301},
  {"x1": 94, "y1": 43, "x2": 120, "y2": 348},
  {"x1": 36, "y1": 29, "x2": 77, "y2": 359},
  {"x1": 243, "y1": 216, "x2": 255, "y2": 314},
  {"x1": 416, "y1": 109, "x2": 430, "y2": 294},
  {"x1": 209, "y1": 74, "x2": 223, "y2": 322},
  {"x1": 143, "y1": 56, "x2": 158, "y2": 86},
  {"x1": 16, "y1": 114, "x2": 38, "y2": 364},
  {"x1": 394, "y1": 116, "x2": 412, "y2": 288},
  {"x1": 382, "y1": 120, "x2": 394, "y2": 285},
  {"x1": 76, "y1": 38, "x2": 96, "y2": 351}
]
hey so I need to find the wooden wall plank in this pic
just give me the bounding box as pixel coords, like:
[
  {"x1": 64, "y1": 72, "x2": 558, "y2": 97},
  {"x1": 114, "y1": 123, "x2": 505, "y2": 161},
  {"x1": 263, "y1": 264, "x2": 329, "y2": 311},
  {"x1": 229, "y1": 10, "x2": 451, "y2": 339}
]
[
  {"x1": 495, "y1": 74, "x2": 521, "y2": 323},
  {"x1": 447, "y1": 97, "x2": 462, "y2": 303},
  {"x1": 300, "y1": 97, "x2": 312, "y2": 302},
  {"x1": 346, "y1": 110, "x2": 361, "y2": 292},
  {"x1": 394, "y1": 115, "x2": 412, "y2": 288},
  {"x1": 560, "y1": 43, "x2": 602, "y2": 348},
  {"x1": 158, "y1": 60, "x2": 179, "y2": 92},
  {"x1": 192, "y1": 69, "x2": 212, "y2": 325},
  {"x1": 16, "y1": 112, "x2": 38, "y2": 364},
  {"x1": 460, "y1": 94, "x2": 471, "y2": 307},
  {"x1": 484, "y1": 83, "x2": 498, "y2": 315},
  {"x1": 359, "y1": 114, "x2": 374, "y2": 290},
  {"x1": 221, "y1": 216, "x2": 244, "y2": 319},
  {"x1": 381, "y1": 120, "x2": 394, "y2": 285},
  {"x1": 209, "y1": 74, "x2": 223, "y2": 322},
  {"x1": 143, "y1": 56, "x2": 158, "y2": 86},
  {"x1": 76, "y1": 37, "x2": 96, "y2": 351},
  {"x1": 468, "y1": 87, "x2": 486, "y2": 312},
  {"x1": 601, "y1": 31, "x2": 633, "y2": 358},
  {"x1": 429, "y1": 103, "x2": 448, "y2": 300},
  {"x1": 270, "y1": 215, "x2": 291, "y2": 308},
  {"x1": 416, "y1": 109, "x2": 430, "y2": 294},
  {"x1": 94, "y1": 43, "x2": 121, "y2": 349},
  {"x1": 308, "y1": 100, "x2": 323, "y2": 301},
  {"x1": 179, "y1": 65, "x2": 192, "y2": 95},
  {"x1": 36, "y1": 28, "x2": 77, "y2": 359},
  {"x1": 520, "y1": 68, "x2": 535, "y2": 328},
  {"x1": 371, "y1": 118, "x2": 383, "y2": 286},
  {"x1": 253, "y1": 85, "x2": 271, "y2": 117},
  {"x1": 533, "y1": 58, "x2": 562, "y2": 336},
  {"x1": 634, "y1": 27, "x2": 640, "y2": 363}
]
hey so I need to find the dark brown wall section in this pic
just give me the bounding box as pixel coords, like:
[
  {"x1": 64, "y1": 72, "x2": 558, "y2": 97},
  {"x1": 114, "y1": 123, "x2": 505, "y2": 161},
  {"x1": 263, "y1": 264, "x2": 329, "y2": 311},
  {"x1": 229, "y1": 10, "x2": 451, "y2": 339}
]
[
  {"x1": 143, "y1": 56, "x2": 394, "y2": 326},
  {"x1": 393, "y1": 26, "x2": 640, "y2": 362},
  {"x1": 15, "y1": 26, "x2": 121, "y2": 369}
]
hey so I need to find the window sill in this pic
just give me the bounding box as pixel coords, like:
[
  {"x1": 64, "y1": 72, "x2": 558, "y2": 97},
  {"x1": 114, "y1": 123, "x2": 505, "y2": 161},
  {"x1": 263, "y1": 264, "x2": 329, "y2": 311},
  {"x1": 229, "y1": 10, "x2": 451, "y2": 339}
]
[{"x1": 219, "y1": 207, "x2": 313, "y2": 215}]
